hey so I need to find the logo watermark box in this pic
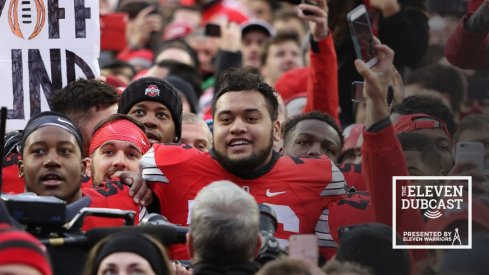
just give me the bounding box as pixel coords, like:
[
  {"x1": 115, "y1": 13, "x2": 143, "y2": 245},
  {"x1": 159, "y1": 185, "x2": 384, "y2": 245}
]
[{"x1": 392, "y1": 176, "x2": 472, "y2": 249}]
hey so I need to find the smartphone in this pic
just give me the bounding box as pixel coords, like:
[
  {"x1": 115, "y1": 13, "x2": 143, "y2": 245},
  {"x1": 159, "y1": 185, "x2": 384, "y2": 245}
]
[
  {"x1": 288, "y1": 234, "x2": 318, "y2": 265},
  {"x1": 302, "y1": 0, "x2": 318, "y2": 16},
  {"x1": 347, "y1": 5, "x2": 378, "y2": 68},
  {"x1": 455, "y1": 141, "x2": 484, "y2": 171},
  {"x1": 351, "y1": 81, "x2": 365, "y2": 103},
  {"x1": 119, "y1": 2, "x2": 159, "y2": 19},
  {"x1": 204, "y1": 23, "x2": 221, "y2": 37}
]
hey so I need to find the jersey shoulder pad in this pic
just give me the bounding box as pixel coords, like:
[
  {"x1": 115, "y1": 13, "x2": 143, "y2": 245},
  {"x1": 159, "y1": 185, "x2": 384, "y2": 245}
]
[{"x1": 153, "y1": 143, "x2": 202, "y2": 166}]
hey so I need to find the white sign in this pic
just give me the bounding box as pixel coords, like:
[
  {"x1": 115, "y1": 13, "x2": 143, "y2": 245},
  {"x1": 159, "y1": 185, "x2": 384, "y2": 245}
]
[
  {"x1": 0, "y1": 0, "x2": 100, "y2": 130},
  {"x1": 392, "y1": 176, "x2": 472, "y2": 249}
]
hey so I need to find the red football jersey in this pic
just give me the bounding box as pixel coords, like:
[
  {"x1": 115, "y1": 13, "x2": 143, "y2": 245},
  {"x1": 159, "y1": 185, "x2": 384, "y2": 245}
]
[
  {"x1": 81, "y1": 180, "x2": 146, "y2": 231},
  {"x1": 338, "y1": 163, "x2": 367, "y2": 192},
  {"x1": 141, "y1": 144, "x2": 347, "y2": 260}
]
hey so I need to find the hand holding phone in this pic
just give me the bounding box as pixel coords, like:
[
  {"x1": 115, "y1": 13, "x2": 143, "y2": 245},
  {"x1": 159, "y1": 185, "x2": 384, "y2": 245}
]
[
  {"x1": 351, "y1": 81, "x2": 365, "y2": 103},
  {"x1": 301, "y1": 0, "x2": 320, "y2": 16},
  {"x1": 347, "y1": 5, "x2": 378, "y2": 68}
]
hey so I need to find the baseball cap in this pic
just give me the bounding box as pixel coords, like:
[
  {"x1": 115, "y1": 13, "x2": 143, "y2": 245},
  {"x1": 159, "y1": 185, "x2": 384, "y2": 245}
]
[
  {"x1": 163, "y1": 22, "x2": 194, "y2": 41},
  {"x1": 241, "y1": 19, "x2": 275, "y2": 38}
]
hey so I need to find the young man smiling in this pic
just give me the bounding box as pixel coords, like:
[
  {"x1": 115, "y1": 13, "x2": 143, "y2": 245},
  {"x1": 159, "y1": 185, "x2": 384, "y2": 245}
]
[{"x1": 141, "y1": 67, "x2": 346, "y2": 260}]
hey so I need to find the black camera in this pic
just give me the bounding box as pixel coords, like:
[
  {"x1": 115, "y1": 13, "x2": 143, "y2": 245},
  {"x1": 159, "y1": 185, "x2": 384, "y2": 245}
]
[{"x1": 255, "y1": 204, "x2": 284, "y2": 265}]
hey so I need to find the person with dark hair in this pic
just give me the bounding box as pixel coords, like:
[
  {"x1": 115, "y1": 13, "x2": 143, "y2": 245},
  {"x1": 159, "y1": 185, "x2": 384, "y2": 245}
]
[
  {"x1": 405, "y1": 64, "x2": 467, "y2": 116},
  {"x1": 83, "y1": 231, "x2": 172, "y2": 275},
  {"x1": 118, "y1": 77, "x2": 183, "y2": 144},
  {"x1": 141, "y1": 66, "x2": 347, "y2": 260},
  {"x1": 260, "y1": 32, "x2": 303, "y2": 86},
  {"x1": 335, "y1": 223, "x2": 411, "y2": 275},
  {"x1": 282, "y1": 111, "x2": 343, "y2": 162},
  {"x1": 392, "y1": 96, "x2": 456, "y2": 173},
  {"x1": 52, "y1": 79, "x2": 119, "y2": 157},
  {"x1": 392, "y1": 96, "x2": 457, "y2": 136},
  {"x1": 18, "y1": 111, "x2": 86, "y2": 204}
]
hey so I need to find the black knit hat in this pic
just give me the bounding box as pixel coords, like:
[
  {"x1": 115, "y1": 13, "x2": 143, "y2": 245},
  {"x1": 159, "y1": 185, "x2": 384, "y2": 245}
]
[{"x1": 118, "y1": 77, "x2": 183, "y2": 142}]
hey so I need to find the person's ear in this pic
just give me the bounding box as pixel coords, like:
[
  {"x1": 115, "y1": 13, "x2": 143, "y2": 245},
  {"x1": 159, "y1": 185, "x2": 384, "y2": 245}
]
[
  {"x1": 254, "y1": 234, "x2": 262, "y2": 258},
  {"x1": 273, "y1": 120, "x2": 281, "y2": 142},
  {"x1": 83, "y1": 157, "x2": 92, "y2": 178},
  {"x1": 18, "y1": 160, "x2": 24, "y2": 177},
  {"x1": 186, "y1": 232, "x2": 194, "y2": 258}
]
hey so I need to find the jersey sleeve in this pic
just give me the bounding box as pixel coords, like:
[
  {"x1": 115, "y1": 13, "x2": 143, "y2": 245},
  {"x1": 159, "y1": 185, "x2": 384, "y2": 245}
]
[
  {"x1": 315, "y1": 161, "x2": 347, "y2": 259},
  {"x1": 2, "y1": 153, "x2": 24, "y2": 194}
]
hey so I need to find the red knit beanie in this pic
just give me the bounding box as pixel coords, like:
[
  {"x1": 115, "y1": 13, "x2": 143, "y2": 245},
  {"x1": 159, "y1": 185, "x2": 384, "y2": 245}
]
[{"x1": 0, "y1": 224, "x2": 52, "y2": 275}]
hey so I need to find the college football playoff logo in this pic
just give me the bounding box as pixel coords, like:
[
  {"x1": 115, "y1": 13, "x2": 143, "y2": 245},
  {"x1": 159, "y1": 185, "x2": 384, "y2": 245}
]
[
  {"x1": 145, "y1": 85, "x2": 160, "y2": 97},
  {"x1": 8, "y1": 0, "x2": 46, "y2": 40}
]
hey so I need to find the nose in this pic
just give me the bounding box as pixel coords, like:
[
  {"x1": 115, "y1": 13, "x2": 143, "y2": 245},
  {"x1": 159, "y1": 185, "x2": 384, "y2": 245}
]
[
  {"x1": 111, "y1": 151, "x2": 128, "y2": 170},
  {"x1": 43, "y1": 152, "x2": 61, "y2": 168},
  {"x1": 306, "y1": 143, "x2": 321, "y2": 157},
  {"x1": 142, "y1": 115, "x2": 157, "y2": 129},
  {"x1": 229, "y1": 118, "x2": 247, "y2": 135}
]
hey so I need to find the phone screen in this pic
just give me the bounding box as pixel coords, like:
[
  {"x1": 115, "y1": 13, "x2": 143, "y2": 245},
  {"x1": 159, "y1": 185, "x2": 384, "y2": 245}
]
[
  {"x1": 347, "y1": 5, "x2": 378, "y2": 67},
  {"x1": 302, "y1": 0, "x2": 318, "y2": 16},
  {"x1": 204, "y1": 23, "x2": 221, "y2": 37},
  {"x1": 351, "y1": 81, "x2": 365, "y2": 103},
  {"x1": 455, "y1": 141, "x2": 484, "y2": 171}
]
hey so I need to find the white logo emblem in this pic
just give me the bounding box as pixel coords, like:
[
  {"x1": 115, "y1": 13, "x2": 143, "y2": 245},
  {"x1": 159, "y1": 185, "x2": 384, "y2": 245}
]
[
  {"x1": 266, "y1": 189, "x2": 286, "y2": 197},
  {"x1": 57, "y1": 117, "x2": 72, "y2": 126},
  {"x1": 145, "y1": 85, "x2": 160, "y2": 97}
]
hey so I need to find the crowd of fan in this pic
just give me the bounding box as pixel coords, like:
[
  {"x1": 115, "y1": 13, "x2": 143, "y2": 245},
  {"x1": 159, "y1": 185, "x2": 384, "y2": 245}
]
[{"x1": 1, "y1": 0, "x2": 489, "y2": 274}]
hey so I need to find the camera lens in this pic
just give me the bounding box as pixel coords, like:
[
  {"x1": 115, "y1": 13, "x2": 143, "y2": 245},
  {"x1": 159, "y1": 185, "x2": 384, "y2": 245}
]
[{"x1": 259, "y1": 204, "x2": 277, "y2": 235}]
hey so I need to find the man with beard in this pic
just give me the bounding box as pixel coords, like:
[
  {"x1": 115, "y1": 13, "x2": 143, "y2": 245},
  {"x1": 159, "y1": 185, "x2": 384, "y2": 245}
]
[
  {"x1": 141, "y1": 67, "x2": 346, "y2": 260},
  {"x1": 118, "y1": 77, "x2": 183, "y2": 145}
]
